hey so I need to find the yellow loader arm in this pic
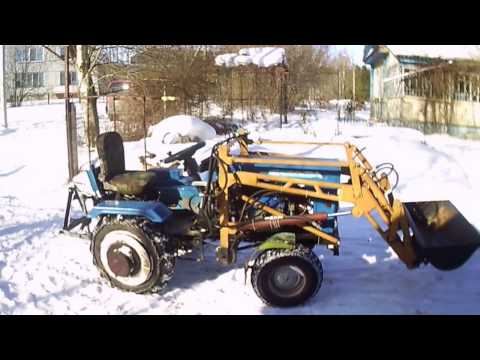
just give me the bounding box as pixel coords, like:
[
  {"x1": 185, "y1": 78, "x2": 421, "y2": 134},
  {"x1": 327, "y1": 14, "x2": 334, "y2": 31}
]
[{"x1": 213, "y1": 133, "x2": 480, "y2": 270}]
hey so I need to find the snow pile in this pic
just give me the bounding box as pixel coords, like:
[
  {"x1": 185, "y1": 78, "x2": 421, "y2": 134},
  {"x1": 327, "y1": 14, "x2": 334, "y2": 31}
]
[
  {"x1": 362, "y1": 254, "x2": 377, "y2": 265},
  {"x1": 215, "y1": 47, "x2": 287, "y2": 68},
  {"x1": 387, "y1": 45, "x2": 480, "y2": 61},
  {"x1": 205, "y1": 103, "x2": 224, "y2": 117},
  {"x1": 148, "y1": 115, "x2": 216, "y2": 144},
  {"x1": 328, "y1": 99, "x2": 352, "y2": 112},
  {"x1": 329, "y1": 99, "x2": 352, "y2": 107}
]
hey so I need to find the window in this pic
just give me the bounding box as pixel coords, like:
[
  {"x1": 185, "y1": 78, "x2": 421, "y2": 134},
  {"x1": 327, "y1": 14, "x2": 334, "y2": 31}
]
[
  {"x1": 57, "y1": 46, "x2": 66, "y2": 57},
  {"x1": 32, "y1": 73, "x2": 43, "y2": 88},
  {"x1": 104, "y1": 47, "x2": 132, "y2": 64},
  {"x1": 60, "y1": 71, "x2": 78, "y2": 86},
  {"x1": 15, "y1": 46, "x2": 44, "y2": 62},
  {"x1": 455, "y1": 75, "x2": 468, "y2": 101},
  {"x1": 15, "y1": 48, "x2": 29, "y2": 62},
  {"x1": 383, "y1": 66, "x2": 395, "y2": 98},
  {"x1": 29, "y1": 47, "x2": 44, "y2": 62},
  {"x1": 474, "y1": 75, "x2": 480, "y2": 102},
  {"x1": 15, "y1": 72, "x2": 44, "y2": 88},
  {"x1": 403, "y1": 69, "x2": 412, "y2": 95},
  {"x1": 15, "y1": 73, "x2": 25, "y2": 88},
  {"x1": 109, "y1": 81, "x2": 130, "y2": 93},
  {"x1": 403, "y1": 69, "x2": 433, "y2": 98}
]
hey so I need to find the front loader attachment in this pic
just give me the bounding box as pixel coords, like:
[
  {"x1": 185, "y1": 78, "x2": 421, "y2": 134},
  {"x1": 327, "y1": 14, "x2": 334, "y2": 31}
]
[{"x1": 404, "y1": 201, "x2": 480, "y2": 270}]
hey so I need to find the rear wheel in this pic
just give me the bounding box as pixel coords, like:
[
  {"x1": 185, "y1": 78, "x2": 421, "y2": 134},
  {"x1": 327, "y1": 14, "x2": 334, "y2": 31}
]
[
  {"x1": 251, "y1": 246, "x2": 323, "y2": 307},
  {"x1": 91, "y1": 221, "x2": 173, "y2": 294}
]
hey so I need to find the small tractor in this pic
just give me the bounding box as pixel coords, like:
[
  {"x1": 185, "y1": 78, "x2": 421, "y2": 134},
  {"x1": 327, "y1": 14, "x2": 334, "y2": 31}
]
[{"x1": 63, "y1": 130, "x2": 480, "y2": 307}]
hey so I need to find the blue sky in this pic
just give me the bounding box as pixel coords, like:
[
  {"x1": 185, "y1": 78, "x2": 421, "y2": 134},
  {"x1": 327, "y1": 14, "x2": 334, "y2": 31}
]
[{"x1": 333, "y1": 45, "x2": 365, "y2": 65}]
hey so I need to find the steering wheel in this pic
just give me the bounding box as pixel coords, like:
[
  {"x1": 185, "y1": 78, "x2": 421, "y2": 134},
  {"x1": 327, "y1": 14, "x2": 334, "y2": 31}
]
[{"x1": 163, "y1": 141, "x2": 206, "y2": 164}]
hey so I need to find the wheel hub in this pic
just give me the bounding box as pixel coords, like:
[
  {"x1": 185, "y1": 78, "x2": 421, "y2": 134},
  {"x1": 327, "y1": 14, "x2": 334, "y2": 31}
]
[
  {"x1": 99, "y1": 230, "x2": 153, "y2": 287},
  {"x1": 270, "y1": 265, "x2": 305, "y2": 297},
  {"x1": 107, "y1": 245, "x2": 139, "y2": 277}
]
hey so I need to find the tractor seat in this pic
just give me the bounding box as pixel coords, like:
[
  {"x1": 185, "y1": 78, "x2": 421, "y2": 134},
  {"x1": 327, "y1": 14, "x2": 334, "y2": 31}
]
[
  {"x1": 97, "y1": 131, "x2": 157, "y2": 197},
  {"x1": 106, "y1": 171, "x2": 157, "y2": 197}
]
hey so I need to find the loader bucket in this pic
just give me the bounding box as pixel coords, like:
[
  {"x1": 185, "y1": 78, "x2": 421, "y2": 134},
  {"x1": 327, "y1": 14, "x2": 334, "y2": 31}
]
[{"x1": 404, "y1": 201, "x2": 480, "y2": 271}]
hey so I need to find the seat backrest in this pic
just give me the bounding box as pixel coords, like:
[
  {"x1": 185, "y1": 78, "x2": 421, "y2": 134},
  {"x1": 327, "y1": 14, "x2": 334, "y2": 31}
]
[{"x1": 96, "y1": 132, "x2": 125, "y2": 181}]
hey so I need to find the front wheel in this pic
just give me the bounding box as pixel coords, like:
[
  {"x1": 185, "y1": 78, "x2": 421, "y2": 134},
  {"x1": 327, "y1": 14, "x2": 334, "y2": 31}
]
[{"x1": 251, "y1": 246, "x2": 323, "y2": 307}]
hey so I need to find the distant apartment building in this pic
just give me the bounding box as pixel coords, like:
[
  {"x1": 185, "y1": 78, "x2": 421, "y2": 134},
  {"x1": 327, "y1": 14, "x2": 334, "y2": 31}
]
[
  {"x1": 4, "y1": 45, "x2": 78, "y2": 102},
  {"x1": 4, "y1": 45, "x2": 134, "y2": 104}
]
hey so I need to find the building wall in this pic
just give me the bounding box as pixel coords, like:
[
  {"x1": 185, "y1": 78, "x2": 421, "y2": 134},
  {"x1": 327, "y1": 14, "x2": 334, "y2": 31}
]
[
  {"x1": 372, "y1": 95, "x2": 480, "y2": 138},
  {"x1": 378, "y1": 96, "x2": 480, "y2": 126},
  {"x1": 4, "y1": 45, "x2": 76, "y2": 101},
  {"x1": 368, "y1": 50, "x2": 480, "y2": 138}
]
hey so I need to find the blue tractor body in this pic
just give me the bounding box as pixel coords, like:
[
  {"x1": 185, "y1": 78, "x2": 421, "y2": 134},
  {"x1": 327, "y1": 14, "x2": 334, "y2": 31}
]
[
  {"x1": 81, "y1": 165, "x2": 201, "y2": 222},
  {"x1": 88, "y1": 200, "x2": 172, "y2": 224},
  {"x1": 233, "y1": 160, "x2": 342, "y2": 236}
]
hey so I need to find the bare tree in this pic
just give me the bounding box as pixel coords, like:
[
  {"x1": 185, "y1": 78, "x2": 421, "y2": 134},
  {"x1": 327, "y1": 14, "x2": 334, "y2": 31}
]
[
  {"x1": 43, "y1": 45, "x2": 140, "y2": 145},
  {"x1": 5, "y1": 45, "x2": 46, "y2": 106},
  {"x1": 130, "y1": 45, "x2": 217, "y2": 113}
]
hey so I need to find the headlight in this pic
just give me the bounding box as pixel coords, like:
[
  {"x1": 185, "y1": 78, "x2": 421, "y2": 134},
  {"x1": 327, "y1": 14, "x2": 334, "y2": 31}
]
[{"x1": 121, "y1": 83, "x2": 130, "y2": 91}]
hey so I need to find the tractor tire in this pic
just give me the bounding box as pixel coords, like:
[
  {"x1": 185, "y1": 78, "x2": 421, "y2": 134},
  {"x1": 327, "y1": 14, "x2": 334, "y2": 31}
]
[
  {"x1": 251, "y1": 246, "x2": 323, "y2": 307},
  {"x1": 91, "y1": 220, "x2": 172, "y2": 294}
]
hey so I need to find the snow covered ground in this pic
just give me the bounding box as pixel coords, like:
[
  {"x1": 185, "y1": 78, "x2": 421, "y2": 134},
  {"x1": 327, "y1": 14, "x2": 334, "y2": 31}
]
[{"x1": 1, "y1": 103, "x2": 480, "y2": 315}]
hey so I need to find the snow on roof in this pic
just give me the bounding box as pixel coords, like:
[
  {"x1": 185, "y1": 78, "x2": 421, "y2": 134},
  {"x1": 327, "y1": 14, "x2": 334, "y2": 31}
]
[
  {"x1": 387, "y1": 45, "x2": 480, "y2": 61},
  {"x1": 215, "y1": 47, "x2": 287, "y2": 68}
]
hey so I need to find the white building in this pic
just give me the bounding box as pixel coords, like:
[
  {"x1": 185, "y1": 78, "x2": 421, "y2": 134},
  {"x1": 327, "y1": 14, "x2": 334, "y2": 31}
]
[
  {"x1": 364, "y1": 45, "x2": 480, "y2": 139},
  {"x1": 4, "y1": 45, "x2": 135, "y2": 104},
  {"x1": 4, "y1": 45, "x2": 78, "y2": 102}
]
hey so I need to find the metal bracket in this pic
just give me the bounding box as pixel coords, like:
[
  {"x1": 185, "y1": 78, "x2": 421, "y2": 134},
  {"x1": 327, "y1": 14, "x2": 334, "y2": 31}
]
[{"x1": 63, "y1": 185, "x2": 93, "y2": 239}]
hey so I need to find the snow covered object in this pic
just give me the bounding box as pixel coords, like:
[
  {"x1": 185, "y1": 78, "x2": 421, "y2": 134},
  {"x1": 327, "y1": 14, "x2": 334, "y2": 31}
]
[
  {"x1": 148, "y1": 115, "x2": 216, "y2": 144},
  {"x1": 215, "y1": 47, "x2": 287, "y2": 68}
]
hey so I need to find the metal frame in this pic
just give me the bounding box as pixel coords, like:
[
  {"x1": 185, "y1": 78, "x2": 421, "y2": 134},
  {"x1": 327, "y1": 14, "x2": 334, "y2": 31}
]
[
  {"x1": 61, "y1": 185, "x2": 93, "y2": 240},
  {"x1": 215, "y1": 137, "x2": 420, "y2": 268}
]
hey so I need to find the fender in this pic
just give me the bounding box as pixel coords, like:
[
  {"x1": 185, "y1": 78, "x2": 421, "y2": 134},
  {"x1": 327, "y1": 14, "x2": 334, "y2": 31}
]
[
  {"x1": 243, "y1": 232, "x2": 296, "y2": 284},
  {"x1": 257, "y1": 232, "x2": 296, "y2": 252},
  {"x1": 88, "y1": 200, "x2": 172, "y2": 224}
]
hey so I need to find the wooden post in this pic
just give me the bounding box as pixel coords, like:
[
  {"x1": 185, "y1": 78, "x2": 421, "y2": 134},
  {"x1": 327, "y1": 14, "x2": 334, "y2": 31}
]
[
  {"x1": 230, "y1": 69, "x2": 233, "y2": 120},
  {"x1": 240, "y1": 69, "x2": 244, "y2": 123},
  {"x1": 337, "y1": 70, "x2": 341, "y2": 120},
  {"x1": 352, "y1": 65, "x2": 356, "y2": 121},
  {"x1": 163, "y1": 83, "x2": 167, "y2": 119},
  {"x1": 113, "y1": 96, "x2": 116, "y2": 132},
  {"x1": 0, "y1": 45, "x2": 7, "y2": 128},
  {"x1": 143, "y1": 96, "x2": 147, "y2": 171},
  {"x1": 278, "y1": 69, "x2": 282, "y2": 128},
  {"x1": 65, "y1": 46, "x2": 78, "y2": 180},
  {"x1": 284, "y1": 70, "x2": 288, "y2": 124}
]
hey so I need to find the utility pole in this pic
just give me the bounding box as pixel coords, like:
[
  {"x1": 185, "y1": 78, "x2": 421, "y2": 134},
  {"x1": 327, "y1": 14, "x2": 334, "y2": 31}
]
[
  {"x1": 337, "y1": 70, "x2": 341, "y2": 120},
  {"x1": 0, "y1": 45, "x2": 7, "y2": 128},
  {"x1": 163, "y1": 84, "x2": 167, "y2": 118},
  {"x1": 352, "y1": 65, "x2": 356, "y2": 121}
]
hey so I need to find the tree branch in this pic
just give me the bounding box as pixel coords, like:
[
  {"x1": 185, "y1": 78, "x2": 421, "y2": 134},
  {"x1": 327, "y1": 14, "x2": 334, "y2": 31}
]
[
  {"x1": 41, "y1": 45, "x2": 76, "y2": 66},
  {"x1": 42, "y1": 45, "x2": 64, "y2": 61}
]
